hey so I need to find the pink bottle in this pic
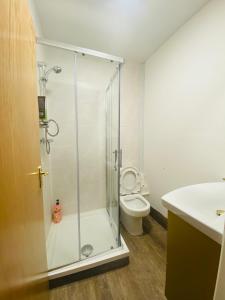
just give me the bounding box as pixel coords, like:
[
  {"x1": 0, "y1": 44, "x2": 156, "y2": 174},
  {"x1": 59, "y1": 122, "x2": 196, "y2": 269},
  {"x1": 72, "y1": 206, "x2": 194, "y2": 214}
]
[{"x1": 52, "y1": 199, "x2": 62, "y2": 223}]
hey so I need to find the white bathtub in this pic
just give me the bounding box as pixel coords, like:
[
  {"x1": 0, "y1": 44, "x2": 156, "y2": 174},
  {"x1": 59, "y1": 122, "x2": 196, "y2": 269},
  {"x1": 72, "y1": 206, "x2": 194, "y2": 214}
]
[{"x1": 162, "y1": 182, "x2": 225, "y2": 244}]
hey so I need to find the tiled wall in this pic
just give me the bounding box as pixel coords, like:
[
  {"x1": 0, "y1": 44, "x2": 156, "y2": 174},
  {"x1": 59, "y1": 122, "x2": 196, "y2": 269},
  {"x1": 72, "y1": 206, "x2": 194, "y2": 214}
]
[{"x1": 47, "y1": 81, "x2": 77, "y2": 216}]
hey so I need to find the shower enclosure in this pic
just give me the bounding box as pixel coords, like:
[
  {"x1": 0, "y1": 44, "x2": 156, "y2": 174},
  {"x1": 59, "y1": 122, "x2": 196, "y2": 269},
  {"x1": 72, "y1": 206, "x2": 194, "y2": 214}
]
[{"x1": 36, "y1": 39, "x2": 128, "y2": 278}]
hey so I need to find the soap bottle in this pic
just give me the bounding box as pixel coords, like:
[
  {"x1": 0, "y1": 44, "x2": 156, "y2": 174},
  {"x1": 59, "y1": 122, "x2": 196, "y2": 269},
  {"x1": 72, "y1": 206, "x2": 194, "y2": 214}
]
[{"x1": 53, "y1": 199, "x2": 62, "y2": 223}]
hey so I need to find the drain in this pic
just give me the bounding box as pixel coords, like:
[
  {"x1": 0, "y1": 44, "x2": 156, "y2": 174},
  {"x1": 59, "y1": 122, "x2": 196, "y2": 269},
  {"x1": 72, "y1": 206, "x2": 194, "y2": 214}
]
[{"x1": 81, "y1": 244, "x2": 94, "y2": 257}]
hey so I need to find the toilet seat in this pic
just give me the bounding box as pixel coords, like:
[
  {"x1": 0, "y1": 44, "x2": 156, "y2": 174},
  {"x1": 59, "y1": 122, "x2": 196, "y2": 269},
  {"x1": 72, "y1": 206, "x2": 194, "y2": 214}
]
[
  {"x1": 120, "y1": 167, "x2": 141, "y2": 195},
  {"x1": 120, "y1": 166, "x2": 150, "y2": 235},
  {"x1": 120, "y1": 194, "x2": 150, "y2": 217}
]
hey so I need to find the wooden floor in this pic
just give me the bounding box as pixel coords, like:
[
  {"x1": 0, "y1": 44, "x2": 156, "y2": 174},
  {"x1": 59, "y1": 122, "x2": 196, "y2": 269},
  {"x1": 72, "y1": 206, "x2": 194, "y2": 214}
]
[{"x1": 50, "y1": 216, "x2": 167, "y2": 300}]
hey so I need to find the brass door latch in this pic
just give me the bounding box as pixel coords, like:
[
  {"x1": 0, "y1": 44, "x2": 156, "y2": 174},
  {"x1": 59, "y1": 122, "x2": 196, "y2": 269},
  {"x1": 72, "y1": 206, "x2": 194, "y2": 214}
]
[{"x1": 30, "y1": 166, "x2": 48, "y2": 188}]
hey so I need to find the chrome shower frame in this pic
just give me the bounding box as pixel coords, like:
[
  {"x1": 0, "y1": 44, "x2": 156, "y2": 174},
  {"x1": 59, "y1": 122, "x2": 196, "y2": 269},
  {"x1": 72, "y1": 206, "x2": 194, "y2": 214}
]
[{"x1": 36, "y1": 37, "x2": 124, "y2": 64}]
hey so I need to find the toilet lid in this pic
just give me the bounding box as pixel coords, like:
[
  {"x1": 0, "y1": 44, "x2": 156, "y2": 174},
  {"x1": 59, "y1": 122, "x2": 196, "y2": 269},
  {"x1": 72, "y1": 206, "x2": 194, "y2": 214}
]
[{"x1": 120, "y1": 167, "x2": 141, "y2": 195}]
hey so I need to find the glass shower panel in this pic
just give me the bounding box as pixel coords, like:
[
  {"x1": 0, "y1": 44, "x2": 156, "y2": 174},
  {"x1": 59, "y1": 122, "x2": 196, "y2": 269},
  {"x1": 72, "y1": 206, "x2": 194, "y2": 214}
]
[
  {"x1": 37, "y1": 44, "x2": 79, "y2": 270},
  {"x1": 76, "y1": 54, "x2": 120, "y2": 259},
  {"x1": 106, "y1": 69, "x2": 120, "y2": 246}
]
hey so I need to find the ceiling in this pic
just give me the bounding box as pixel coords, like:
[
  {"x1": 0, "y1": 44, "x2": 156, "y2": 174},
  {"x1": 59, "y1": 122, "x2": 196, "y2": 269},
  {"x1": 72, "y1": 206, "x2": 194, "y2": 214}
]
[{"x1": 33, "y1": 0, "x2": 209, "y2": 62}]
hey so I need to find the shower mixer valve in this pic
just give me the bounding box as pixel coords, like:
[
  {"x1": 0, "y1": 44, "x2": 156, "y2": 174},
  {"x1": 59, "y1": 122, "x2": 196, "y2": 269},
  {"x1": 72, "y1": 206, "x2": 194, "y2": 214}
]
[
  {"x1": 39, "y1": 118, "x2": 60, "y2": 154},
  {"x1": 40, "y1": 137, "x2": 54, "y2": 144}
]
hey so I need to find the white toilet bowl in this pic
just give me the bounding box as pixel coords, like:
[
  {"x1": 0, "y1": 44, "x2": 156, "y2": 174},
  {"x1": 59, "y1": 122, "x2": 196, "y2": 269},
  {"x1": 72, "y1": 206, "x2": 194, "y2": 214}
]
[
  {"x1": 120, "y1": 194, "x2": 150, "y2": 235},
  {"x1": 120, "y1": 167, "x2": 150, "y2": 235}
]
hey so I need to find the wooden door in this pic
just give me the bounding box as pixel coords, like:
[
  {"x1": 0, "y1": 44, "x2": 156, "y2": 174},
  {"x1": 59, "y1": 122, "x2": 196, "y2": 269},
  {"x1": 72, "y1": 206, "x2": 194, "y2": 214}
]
[{"x1": 0, "y1": 1, "x2": 49, "y2": 300}]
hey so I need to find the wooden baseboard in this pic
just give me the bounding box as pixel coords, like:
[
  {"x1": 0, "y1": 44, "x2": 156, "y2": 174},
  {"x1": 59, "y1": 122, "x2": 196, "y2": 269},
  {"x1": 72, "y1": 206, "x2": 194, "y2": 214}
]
[
  {"x1": 150, "y1": 207, "x2": 168, "y2": 229},
  {"x1": 49, "y1": 256, "x2": 129, "y2": 289}
]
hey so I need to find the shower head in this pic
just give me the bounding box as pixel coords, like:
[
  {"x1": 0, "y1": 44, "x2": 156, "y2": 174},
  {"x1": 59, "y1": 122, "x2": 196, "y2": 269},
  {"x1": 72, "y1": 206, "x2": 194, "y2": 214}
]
[
  {"x1": 52, "y1": 66, "x2": 62, "y2": 74},
  {"x1": 45, "y1": 65, "x2": 62, "y2": 79},
  {"x1": 38, "y1": 63, "x2": 62, "y2": 96}
]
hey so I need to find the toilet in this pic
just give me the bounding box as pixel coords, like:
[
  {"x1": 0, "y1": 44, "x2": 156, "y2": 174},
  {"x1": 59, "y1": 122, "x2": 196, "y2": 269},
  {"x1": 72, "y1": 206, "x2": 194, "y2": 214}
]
[{"x1": 120, "y1": 167, "x2": 150, "y2": 235}]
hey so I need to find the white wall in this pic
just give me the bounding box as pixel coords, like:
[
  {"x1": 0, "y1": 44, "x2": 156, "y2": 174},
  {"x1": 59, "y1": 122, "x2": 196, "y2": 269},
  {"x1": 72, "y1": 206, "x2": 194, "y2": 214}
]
[
  {"x1": 120, "y1": 62, "x2": 145, "y2": 171},
  {"x1": 28, "y1": 0, "x2": 43, "y2": 36},
  {"x1": 144, "y1": 0, "x2": 225, "y2": 216}
]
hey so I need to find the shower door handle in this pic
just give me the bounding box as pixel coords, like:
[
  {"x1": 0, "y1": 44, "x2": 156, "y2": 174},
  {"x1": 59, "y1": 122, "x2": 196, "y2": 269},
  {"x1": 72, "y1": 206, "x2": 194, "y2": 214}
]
[
  {"x1": 120, "y1": 149, "x2": 122, "y2": 168},
  {"x1": 113, "y1": 150, "x2": 118, "y2": 171}
]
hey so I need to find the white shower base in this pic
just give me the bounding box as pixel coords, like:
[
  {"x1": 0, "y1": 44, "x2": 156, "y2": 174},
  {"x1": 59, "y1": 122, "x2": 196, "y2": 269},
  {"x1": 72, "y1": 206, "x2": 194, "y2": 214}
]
[{"x1": 46, "y1": 208, "x2": 118, "y2": 270}]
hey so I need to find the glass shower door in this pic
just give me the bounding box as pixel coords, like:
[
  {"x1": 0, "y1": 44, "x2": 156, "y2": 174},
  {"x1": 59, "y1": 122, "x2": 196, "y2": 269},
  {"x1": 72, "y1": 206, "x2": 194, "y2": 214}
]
[
  {"x1": 106, "y1": 67, "x2": 121, "y2": 246},
  {"x1": 76, "y1": 54, "x2": 121, "y2": 259}
]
